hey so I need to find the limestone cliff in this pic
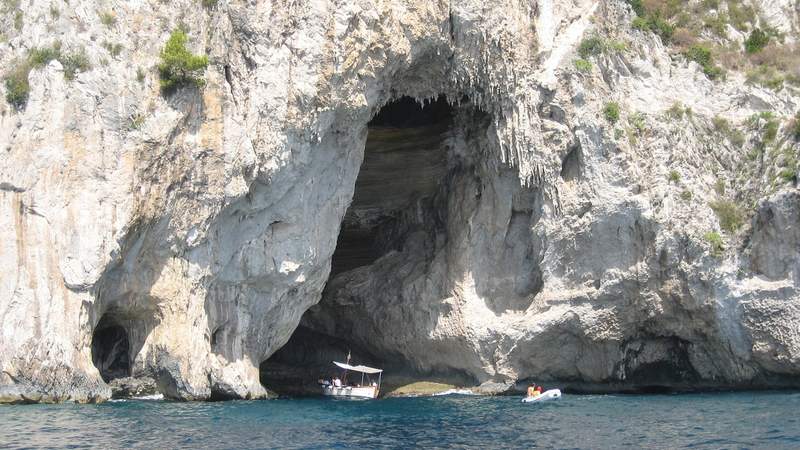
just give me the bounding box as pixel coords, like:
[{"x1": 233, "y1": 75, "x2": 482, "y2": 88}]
[{"x1": 0, "y1": 0, "x2": 798, "y2": 402}]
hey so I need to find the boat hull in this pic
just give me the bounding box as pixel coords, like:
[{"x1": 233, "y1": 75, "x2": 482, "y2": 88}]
[
  {"x1": 521, "y1": 389, "x2": 561, "y2": 403},
  {"x1": 322, "y1": 385, "x2": 378, "y2": 399}
]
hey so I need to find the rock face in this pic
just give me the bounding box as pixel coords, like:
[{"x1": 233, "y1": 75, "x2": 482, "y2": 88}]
[{"x1": 1, "y1": 0, "x2": 799, "y2": 402}]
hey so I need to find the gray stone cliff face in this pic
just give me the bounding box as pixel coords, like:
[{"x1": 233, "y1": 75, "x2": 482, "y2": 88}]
[{"x1": 0, "y1": 0, "x2": 798, "y2": 402}]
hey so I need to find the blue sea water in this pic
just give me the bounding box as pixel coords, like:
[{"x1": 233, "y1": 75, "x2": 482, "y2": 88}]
[{"x1": 1, "y1": 391, "x2": 799, "y2": 449}]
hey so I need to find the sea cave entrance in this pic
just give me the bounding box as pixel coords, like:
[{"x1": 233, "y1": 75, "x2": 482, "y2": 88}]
[
  {"x1": 260, "y1": 96, "x2": 462, "y2": 394},
  {"x1": 91, "y1": 313, "x2": 132, "y2": 382}
]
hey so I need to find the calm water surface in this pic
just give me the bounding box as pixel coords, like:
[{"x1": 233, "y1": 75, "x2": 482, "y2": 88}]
[{"x1": 1, "y1": 391, "x2": 799, "y2": 449}]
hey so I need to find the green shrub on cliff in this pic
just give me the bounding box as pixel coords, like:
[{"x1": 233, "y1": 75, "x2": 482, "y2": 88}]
[
  {"x1": 626, "y1": 0, "x2": 645, "y2": 17},
  {"x1": 4, "y1": 44, "x2": 59, "y2": 109},
  {"x1": 793, "y1": 113, "x2": 800, "y2": 140},
  {"x1": 744, "y1": 28, "x2": 769, "y2": 54},
  {"x1": 3, "y1": 61, "x2": 30, "y2": 109},
  {"x1": 778, "y1": 168, "x2": 796, "y2": 183},
  {"x1": 704, "y1": 231, "x2": 724, "y2": 257},
  {"x1": 632, "y1": 13, "x2": 674, "y2": 42},
  {"x1": 3, "y1": 43, "x2": 92, "y2": 109},
  {"x1": 574, "y1": 58, "x2": 592, "y2": 73},
  {"x1": 626, "y1": 0, "x2": 674, "y2": 42},
  {"x1": 158, "y1": 29, "x2": 209, "y2": 92},
  {"x1": 666, "y1": 102, "x2": 688, "y2": 120},
  {"x1": 712, "y1": 115, "x2": 745, "y2": 147},
  {"x1": 99, "y1": 11, "x2": 117, "y2": 28},
  {"x1": 684, "y1": 45, "x2": 723, "y2": 80},
  {"x1": 28, "y1": 45, "x2": 61, "y2": 66},
  {"x1": 763, "y1": 119, "x2": 779, "y2": 144},
  {"x1": 13, "y1": 10, "x2": 23, "y2": 30},
  {"x1": 709, "y1": 199, "x2": 744, "y2": 233},
  {"x1": 578, "y1": 36, "x2": 605, "y2": 59},
  {"x1": 603, "y1": 102, "x2": 620, "y2": 124},
  {"x1": 628, "y1": 112, "x2": 646, "y2": 134},
  {"x1": 62, "y1": 48, "x2": 91, "y2": 80}
]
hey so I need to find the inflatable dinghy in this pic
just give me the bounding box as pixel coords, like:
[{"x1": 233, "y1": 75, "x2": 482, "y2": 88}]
[{"x1": 521, "y1": 389, "x2": 561, "y2": 403}]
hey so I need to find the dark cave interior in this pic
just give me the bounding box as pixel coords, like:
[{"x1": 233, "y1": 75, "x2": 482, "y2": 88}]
[
  {"x1": 91, "y1": 314, "x2": 132, "y2": 383},
  {"x1": 260, "y1": 96, "x2": 456, "y2": 394}
]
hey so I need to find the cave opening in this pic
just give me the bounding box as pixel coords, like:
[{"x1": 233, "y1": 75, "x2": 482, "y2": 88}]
[
  {"x1": 329, "y1": 95, "x2": 452, "y2": 276},
  {"x1": 91, "y1": 314, "x2": 132, "y2": 383},
  {"x1": 260, "y1": 95, "x2": 459, "y2": 394}
]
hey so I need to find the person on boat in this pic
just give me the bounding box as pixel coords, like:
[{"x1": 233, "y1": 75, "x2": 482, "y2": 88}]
[
  {"x1": 333, "y1": 376, "x2": 342, "y2": 387},
  {"x1": 526, "y1": 384, "x2": 540, "y2": 397}
]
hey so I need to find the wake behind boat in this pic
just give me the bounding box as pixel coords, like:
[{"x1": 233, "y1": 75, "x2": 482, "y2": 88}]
[{"x1": 320, "y1": 361, "x2": 383, "y2": 399}]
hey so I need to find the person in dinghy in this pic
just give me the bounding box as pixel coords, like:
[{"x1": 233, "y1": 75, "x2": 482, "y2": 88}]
[
  {"x1": 526, "y1": 384, "x2": 543, "y2": 399},
  {"x1": 522, "y1": 384, "x2": 561, "y2": 403}
]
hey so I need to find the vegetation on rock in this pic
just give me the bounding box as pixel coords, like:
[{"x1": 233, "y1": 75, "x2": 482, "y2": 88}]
[
  {"x1": 574, "y1": 58, "x2": 592, "y2": 73},
  {"x1": 3, "y1": 42, "x2": 91, "y2": 108},
  {"x1": 712, "y1": 116, "x2": 745, "y2": 147},
  {"x1": 4, "y1": 62, "x2": 30, "y2": 109},
  {"x1": 102, "y1": 41, "x2": 124, "y2": 58},
  {"x1": 744, "y1": 28, "x2": 769, "y2": 54},
  {"x1": 704, "y1": 231, "x2": 724, "y2": 257},
  {"x1": 99, "y1": 11, "x2": 117, "y2": 28},
  {"x1": 709, "y1": 199, "x2": 744, "y2": 233},
  {"x1": 684, "y1": 45, "x2": 723, "y2": 80},
  {"x1": 626, "y1": 1, "x2": 798, "y2": 89},
  {"x1": 158, "y1": 29, "x2": 209, "y2": 92},
  {"x1": 603, "y1": 102, "x2": 620, "y2": 124},
  {"x1": 61, "y1": 48, "x2": 91, "y2": 81},
  {"x1": 666, "y1": 102, "x2": 690, "y2": 120},
  {"x1": 632, "y1": 13, "x2": 674, "y2": 42},
  {"x1": 578, "y1": 36, "x2": 605, "y2": 59},
  {"x1": 628, "y1": 112, "x2": 646, "y2": 135}
]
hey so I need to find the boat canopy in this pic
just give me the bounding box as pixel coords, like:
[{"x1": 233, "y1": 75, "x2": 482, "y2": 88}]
[{"x1": 333, "y1": 361, "x2": 383, "y2": 374}]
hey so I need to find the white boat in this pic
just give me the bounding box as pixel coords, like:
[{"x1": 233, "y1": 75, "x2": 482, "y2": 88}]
[
  {"x1": 321, "y1": 361, "x2": 383, "y2": 399},
  {"x1": 521, "y1": 389, "x2": 561, "y2": 403}
]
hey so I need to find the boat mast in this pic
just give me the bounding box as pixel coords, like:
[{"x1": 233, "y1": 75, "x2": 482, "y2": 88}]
[{"x1": 343, "y1": 349, "x2": 351, "y2": 385}]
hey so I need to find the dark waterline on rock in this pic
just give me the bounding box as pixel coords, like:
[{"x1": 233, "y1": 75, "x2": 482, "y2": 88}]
[{"x1": 2, "y1": 391, "x2": 799, "y2": 449}]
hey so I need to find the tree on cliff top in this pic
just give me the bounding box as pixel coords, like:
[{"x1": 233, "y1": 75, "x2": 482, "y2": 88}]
[{"x1": 158, "y1": 29, "x2": 208, "y2": 92}]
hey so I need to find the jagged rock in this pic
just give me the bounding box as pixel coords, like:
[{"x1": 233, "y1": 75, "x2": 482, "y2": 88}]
[
  {"x1": 0, "y1": 0, "x2": 798, "y2": 403},
  {"x1": 109, "y1": 377, "x2": 158, "y2": 399}
]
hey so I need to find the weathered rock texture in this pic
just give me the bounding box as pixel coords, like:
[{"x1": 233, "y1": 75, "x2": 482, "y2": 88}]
[{"x1": 1, "y1": 0, "x2": 799, "y2": 402}]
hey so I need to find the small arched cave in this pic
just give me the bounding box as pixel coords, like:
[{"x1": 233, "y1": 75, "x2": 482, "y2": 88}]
[
  {"x1": 617, "y1": 337, "x2": 701, "y2": 393},
  {"x1": 260, "y1": 95, "x2": 463, "y2": 394},
  {"x1": 560, "y1": 140, "x2": 583, "y2": 181},
  {"x1": 91, "y1": 314, "x2": 132, "y2": 383}
]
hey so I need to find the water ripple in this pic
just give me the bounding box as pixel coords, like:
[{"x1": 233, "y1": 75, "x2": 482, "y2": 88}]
[{"x1": 1, "y1": 391, "x2": 799, "y2": 449}]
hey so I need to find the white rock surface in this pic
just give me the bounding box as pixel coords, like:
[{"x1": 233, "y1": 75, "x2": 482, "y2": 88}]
[{"x1": 0, "y1": 0, "x2": 798, "y2": 402}]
